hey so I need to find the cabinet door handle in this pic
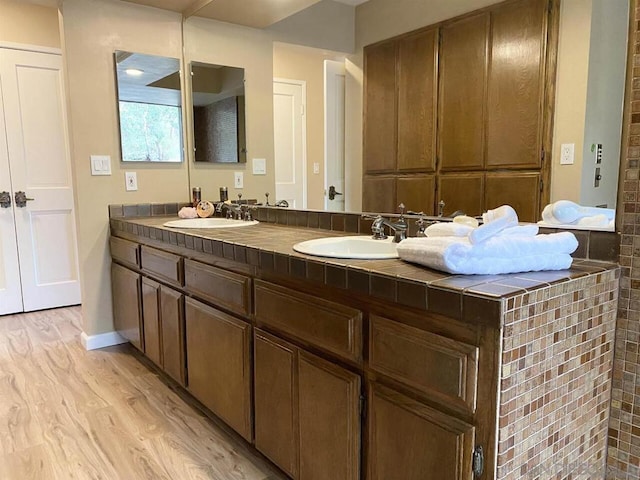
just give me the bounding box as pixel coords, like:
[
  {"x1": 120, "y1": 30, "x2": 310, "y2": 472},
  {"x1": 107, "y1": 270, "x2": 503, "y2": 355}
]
[
  {"x1": 14, "y1": 191, "x2": 34, "y2": 208},
  {"x1": 0, "y1": 191, "x2": 11, "y2": 208}
]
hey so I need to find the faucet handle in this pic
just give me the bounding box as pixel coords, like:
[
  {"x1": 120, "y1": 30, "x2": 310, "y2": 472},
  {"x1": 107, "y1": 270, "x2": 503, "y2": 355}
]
[
  {"x1": 438, "y1": 200, "x2": 445, "y2": 217},
  {"x1": 398, "y1": 203, "x2": 405, "y2": 216},
  {"x1": 265, "y1": 192, "x2": 270, "y2": 205},
  {"x1": 416, "y1": 216, "x2": 428, "y2": 236}
]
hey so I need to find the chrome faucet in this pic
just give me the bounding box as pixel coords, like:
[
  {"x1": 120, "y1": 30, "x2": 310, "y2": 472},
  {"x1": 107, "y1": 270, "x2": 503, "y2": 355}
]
[{"x1": 363, "y1": 203, "x2": 408, "y2": 243}]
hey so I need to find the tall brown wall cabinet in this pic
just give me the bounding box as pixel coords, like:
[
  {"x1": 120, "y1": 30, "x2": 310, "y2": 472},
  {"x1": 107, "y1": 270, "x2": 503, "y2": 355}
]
[{"x1": 363, "y1": 0, "x2": 556, "y2": 221}]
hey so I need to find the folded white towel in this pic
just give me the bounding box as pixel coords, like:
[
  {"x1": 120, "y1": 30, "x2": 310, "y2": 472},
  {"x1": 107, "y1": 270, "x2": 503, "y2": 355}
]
[
  {"x1": 425, "y1": 222, "x2": 474, "y2": 237},
  {"x1": 397, "y1": 232, "x2": 577, "y2": 275},
  {"x1": 541, "y1": 200, "x2": 614, "y2": 224},
  {"x1": 575, "y1": 214, "x2": 610, "y2": 227},
  {"x1": 469, "y1": 205, "x2": 518, "y2": 244},
  {"x1": 453, "y1": 215, "x2": 479, "y2": 228}
]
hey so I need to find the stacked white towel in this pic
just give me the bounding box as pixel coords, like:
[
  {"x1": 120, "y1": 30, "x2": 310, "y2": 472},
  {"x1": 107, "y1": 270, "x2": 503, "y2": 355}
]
[
  {"x1": 397, "y1": 204, "x2": 578, "y2": 275},
  {"x1": 539, "y1": 200, "x2": 614, "y2": 230}
]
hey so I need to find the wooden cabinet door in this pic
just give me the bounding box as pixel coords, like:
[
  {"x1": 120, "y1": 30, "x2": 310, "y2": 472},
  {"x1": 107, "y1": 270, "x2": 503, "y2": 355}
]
[
  {"x1": 368, "y1": 383, "x2": 475, "y2": 480},
  {"x1": 185, "y1": 298, "x2": 252, "y2": 441},
  {"x1": 298, "y1": 351, "x2": 361, "y2": 480},
  {"x1": 485, "y1": 172, "x2": 541, "y2": 222},
  {"x1": 397, "y1": 175, "x2": 435, "y2": 215},
  {"x1": 438, "y1": 174, "x2": 484, "y2": 218},
  {"x1": 486, "y1": 0, "x2": 546, "y2": 169},
  {"x1": 397, "y1": 28, "x2": 437, "y2": 172},
  {"x1": 160, "y1": 285, "x2": 185, "y2": 387},
  {"x1": 254, "y1": 330, "x2": 298, "y2": 478},
  {"x1": 111, "y1": 263, "x2": 142, "y2": 351},
  {"x1": 364, "y1": 40, "x2": 397, "y2": 173},
  {"x1": 439, "y1": 13, "x2": 489, "y2": 171},
  {"x1": 141, "y1": 277, "x2": 161, "y2": 367},
  {"x1": 363, "y1": 176, "x2": 396, "y2": 213}
]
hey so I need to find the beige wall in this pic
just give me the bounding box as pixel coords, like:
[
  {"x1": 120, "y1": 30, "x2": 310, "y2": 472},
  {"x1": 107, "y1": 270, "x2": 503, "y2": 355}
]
[
  {"x1": 184, "y1": 17, "x2": 275, "y2": 205},
  {"x1": 0, "y1": 0, "x2": 60, "y2": 48},
  {"x1": 551, "y1": 0, "x2": 592, "y2": 203},
  {"x1": 62, "y1": 0, "x2": 188, "y2": 336},
  {"x1": 273, "y1": 42, "x2": 347, "y2": 209}
]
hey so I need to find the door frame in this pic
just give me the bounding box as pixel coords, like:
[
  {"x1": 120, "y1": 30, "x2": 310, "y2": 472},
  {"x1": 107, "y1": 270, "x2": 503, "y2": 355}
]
[{"x1": 273, "y1": 77, "x2": 307, "y2": 209}]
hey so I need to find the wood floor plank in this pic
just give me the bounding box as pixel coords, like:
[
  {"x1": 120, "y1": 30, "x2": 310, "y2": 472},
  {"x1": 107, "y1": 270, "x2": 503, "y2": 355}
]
[
  {"x1": 0, "y1": 444, "x2": 56, "y2": 480},
  {"x1": 86, "y1": 405, "x2": 172, "y2": 480}
]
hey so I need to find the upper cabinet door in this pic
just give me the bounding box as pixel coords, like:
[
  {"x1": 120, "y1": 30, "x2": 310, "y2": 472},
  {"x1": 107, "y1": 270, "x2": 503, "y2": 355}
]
[
  {"x1": 397, "y1": 28, "x2": 438, "y2": 172},
  {"x1": 439, "y1": 14, "x2": 489, "y2": 171},
  {"x1": 486, "y1": 0, "x2": 547, "y2": 169},
  {"x1": 364, "y1": 41, "x2": 397, "y2": 173}
]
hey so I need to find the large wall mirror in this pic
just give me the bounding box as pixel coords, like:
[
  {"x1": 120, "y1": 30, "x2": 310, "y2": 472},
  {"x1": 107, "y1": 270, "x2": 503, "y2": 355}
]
[
  {"x1": 191, "y1": 62, "x2": 247, "y2": 163},
  {"x1": 114, "y1": 51, "x2": 183, "y2": 162}
]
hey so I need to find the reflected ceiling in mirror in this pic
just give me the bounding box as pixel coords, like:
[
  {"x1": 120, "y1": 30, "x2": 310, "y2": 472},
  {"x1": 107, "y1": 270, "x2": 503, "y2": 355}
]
[
  {"x1": 114, "y1": 51, "x2": 183, "y2": 162},
  {"x1": 191, "y1": 62, "x2": 247, "y2": 163}
]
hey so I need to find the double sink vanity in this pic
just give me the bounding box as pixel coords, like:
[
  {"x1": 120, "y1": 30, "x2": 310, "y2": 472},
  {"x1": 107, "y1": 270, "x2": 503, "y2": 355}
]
[{"x1": 109, "y1": 203, "x2": 619, "y2": 480}]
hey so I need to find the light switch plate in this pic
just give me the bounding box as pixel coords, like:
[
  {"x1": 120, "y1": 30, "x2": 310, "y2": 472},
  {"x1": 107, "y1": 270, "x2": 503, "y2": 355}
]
[
  {"x1": 90, "y1": 155, "x2": 111, "y2": 176},
  {"x1": 125, "y1": 171, "x2": 138, "y2": 191},
  {"x1": 252, "y1": 158, "x2": 266, "y2": 175},
  {"x1": 313, "y1": 162, "x2": 320, "y2": 174},
  {"x1": 234, "y1": 171, "x2": 244, "y2": 189}
]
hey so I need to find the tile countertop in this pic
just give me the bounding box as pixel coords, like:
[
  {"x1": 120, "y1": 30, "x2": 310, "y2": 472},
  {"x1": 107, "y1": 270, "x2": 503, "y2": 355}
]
[{"x1": 110, "y1": 215, "x2": 620, "y2": 326}]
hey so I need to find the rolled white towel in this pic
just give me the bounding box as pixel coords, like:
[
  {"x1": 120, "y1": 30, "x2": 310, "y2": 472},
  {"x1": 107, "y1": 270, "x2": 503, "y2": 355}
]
[
  {"x1": 575, "y1": 214, "x2": 610, "y2": 227},
  {"x1": 469, "y1": 205, "x2": 518, "y2": 244},
  {"x1": 498, "y1": 224, "x2": 539, "y2": 237},
  {"x1": 424, "y1": 222, "x2": 474, "y2": 237},
  {"x1": 453, "y1": 215, "x2": 479, "y2": 228},
  {"x1": 397, "y1": 232, "x2": 577, "y2": 275},
  {"x1": 542, "y1": 200, "x2": 614, "y2": 224}
]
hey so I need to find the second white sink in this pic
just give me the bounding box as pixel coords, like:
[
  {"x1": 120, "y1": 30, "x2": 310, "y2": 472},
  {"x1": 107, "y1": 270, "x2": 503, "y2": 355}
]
[
  {"x1": 293, "y1": 235, "x2": 399, "y2": 259},
  {"x1": 163, "y1": 218, "x2": 259, "y2": 228}
]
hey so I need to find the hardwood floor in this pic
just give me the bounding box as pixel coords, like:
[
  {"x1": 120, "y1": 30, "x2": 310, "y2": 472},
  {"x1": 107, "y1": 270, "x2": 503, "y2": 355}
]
[{"x1": 0, "y1": 307, "x2": 285, "y2": 480}]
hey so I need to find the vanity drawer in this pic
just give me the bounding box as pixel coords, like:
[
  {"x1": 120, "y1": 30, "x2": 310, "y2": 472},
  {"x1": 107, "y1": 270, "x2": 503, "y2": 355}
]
[
  {"x1": 254, "y1": 280, "x2": 363, "y2": 364},
  {"x1": 184, "y1": 259, "x2": 251, "y2": 317},
  {"x1": 140, "y1": 245, "x2": 183, "y2": 287},
  {"x1": 369, "y1": 315, "x2": 478, "y2": 413},
  {"x1": 110, "y1": 237, "x2": 139, "y2": 268}
]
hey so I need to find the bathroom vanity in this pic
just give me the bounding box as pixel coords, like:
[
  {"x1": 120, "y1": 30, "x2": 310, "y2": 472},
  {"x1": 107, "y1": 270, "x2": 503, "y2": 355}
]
[{"x1": 109, "y1": 205, "x2": 619, "y2": 480}]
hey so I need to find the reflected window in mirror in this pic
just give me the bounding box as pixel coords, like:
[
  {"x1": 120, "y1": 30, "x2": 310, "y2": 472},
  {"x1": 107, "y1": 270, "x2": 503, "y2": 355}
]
[
  {"x1": 191, "y1": 62, "x2": 247, "y2": 163},
  {"x1": 114, "y1": 51, "x2": 183, "y2": 162}
]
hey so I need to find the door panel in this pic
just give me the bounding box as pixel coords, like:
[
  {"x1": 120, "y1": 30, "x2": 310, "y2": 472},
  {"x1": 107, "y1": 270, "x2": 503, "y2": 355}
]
[
  {"x1": 160, "y1": 286, "x2": 185, "y2": 386},
  {"x1": 254, "y1": 330, "x2": 298, "y2": 478},
  {"x1": 486, "y1": 0, "x2": 546, "y2": 169},
  {"x1": 485, "y1": 172, "x2": 541, "y2": 222},
  {"x1": 324, "y1": 60, "x2": 346, "y2": 211},
  {"x1": 185, "y1": 298, "x2": 252, "y2": 441},
  {"x1": 397, "y1": 28, "x2": 437, "y2": 172},
  {"x1": 111, "y1": 263, "x2": 143, "y2": 351},
  {"x1": 368, "y1": 383, "x2": 475, "y2": 480},
  {"x1": 0, "y1": 74, "x2": 22, "y2": 315},
  {"x1": 438, "y1": 174, "x2": 484, "y2": 218},
  {"x1": 363, "y1": 41, "x2": 396, "y2": 173},
  {"x1": 298, "y1": 351, "x2": 361, "y2": 480},
  {"x1": 363, "y1": 176, "x2": 396, "y2": 214},
  {"x1": 397, "y1": 175, "x2": 435, "y2": 215},
  {"x1": 141, "y1": 277, "x2": 162, "y2": 367},
  {"x1": 439, "y1": 14, "x2": 489, "y2": 171},
  {"x1": 0, "y1": 48, "x2": 80, "y2": 312},
  {"x1": 274, "y1": 80, "x2": 305, "y2": 208}
]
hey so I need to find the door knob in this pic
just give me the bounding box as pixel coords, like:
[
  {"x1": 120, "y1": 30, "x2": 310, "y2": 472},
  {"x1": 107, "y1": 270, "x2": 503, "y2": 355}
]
[
  {"x1": 328, "y1": 185, "x2": 343, "y2": 200},
  {"x1": 14, "y1": 191, "x2": 34, "y2": 208},
  {"x1": 0, "y1": 191, "x2": 10, "y2": 208}
]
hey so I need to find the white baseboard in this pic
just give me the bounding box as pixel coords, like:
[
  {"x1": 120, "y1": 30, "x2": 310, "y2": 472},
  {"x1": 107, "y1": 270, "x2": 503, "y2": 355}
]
[{"x1": 81, "y1": 330, "x2": 127, "y2": 351}]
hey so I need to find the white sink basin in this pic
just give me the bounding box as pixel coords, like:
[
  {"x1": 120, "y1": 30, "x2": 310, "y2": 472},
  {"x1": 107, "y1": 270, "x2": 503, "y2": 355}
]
[
  {"x1": 163, "y1": 218, "x2": 259, "y2": 229},
  {"x1": 293, "y1": 235, "x2": 399, "y2": 259}
]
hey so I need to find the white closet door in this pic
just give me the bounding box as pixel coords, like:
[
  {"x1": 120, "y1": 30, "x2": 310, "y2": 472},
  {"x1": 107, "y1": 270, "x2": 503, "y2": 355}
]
[
  {"x1": 0, "y1": 78, "x2": 23, "y2": 315},
  {"x1": 0, "y1": 48, "x2": 81, "y2": 312}
]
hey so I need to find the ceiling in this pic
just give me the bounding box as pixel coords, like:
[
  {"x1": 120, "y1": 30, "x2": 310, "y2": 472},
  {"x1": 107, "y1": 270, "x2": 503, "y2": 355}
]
[{"x1": 120, "y1": 0, "x2": 369, "y2": 28}]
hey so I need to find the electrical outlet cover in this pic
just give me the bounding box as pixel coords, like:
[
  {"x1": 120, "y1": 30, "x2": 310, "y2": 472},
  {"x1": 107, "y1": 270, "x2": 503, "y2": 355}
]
[
  {"x1": 234, "y1": 171, "x2": 244, "y2": 189},
  {"x1": 560, "y1": 143, "x2": 575, "y2": 165},
  {"x1": 125, "y1": 171, "x2": 138, "y2": 191}
]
